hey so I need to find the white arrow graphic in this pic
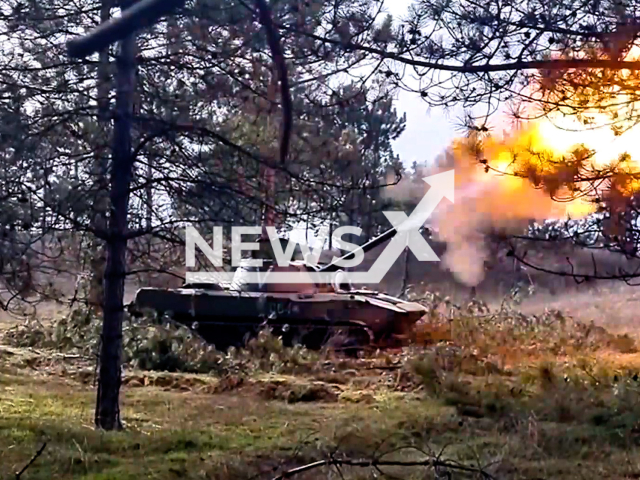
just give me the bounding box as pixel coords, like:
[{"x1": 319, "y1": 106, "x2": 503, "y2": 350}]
[
  {"x1": 186, "y1": 170, "x2": 455, "y2": 285},
  {"x1": 348, "y1": 169, "x2": 455, "y2": 284}
]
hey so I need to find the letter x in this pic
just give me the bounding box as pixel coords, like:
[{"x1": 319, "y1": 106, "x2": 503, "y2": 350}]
[
  {"x1": 383, "y1": 211, "x2": 438, "y2": 261},
  {"x1": 364, "y1": 210, "x2": 439, "y2": 283}
]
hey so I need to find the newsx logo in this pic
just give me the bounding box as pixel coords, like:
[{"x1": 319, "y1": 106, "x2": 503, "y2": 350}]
[{"x1": 185, "y1": 170, "x2": 454, "y2": 284}]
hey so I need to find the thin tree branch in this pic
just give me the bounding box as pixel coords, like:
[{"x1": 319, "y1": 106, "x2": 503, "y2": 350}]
[
  {"x1": 271, "y1": 454, "x2": 495, "y2": 480},
  {"x1": 280, "y1": 25, "x2": 640, "y2": 72},
  {"x1": 15, "y1": 442, "x2": 47, "y2": 479}
]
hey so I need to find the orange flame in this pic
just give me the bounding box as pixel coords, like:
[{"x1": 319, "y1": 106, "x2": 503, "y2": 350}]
[{"x1": 428, "y1": 45, "x2": 640, "y2": 286}]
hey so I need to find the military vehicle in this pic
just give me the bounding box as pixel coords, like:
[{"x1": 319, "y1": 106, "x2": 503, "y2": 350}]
[{"x1": 128, "y1": 227, "x2": 428, "y2": 355}]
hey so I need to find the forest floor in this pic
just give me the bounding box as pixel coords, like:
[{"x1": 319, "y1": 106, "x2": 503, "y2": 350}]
[{"x1": 2, "y1": 286, "x2": 640, "y2": 480}]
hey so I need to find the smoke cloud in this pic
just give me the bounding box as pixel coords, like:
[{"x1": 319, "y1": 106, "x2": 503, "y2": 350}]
[
  {"x1": 431, "y1": 148, "x2": 556, "y2": 286},
  {"x1": 384, "y1": 130, "x2": 582, "y2": 287}
]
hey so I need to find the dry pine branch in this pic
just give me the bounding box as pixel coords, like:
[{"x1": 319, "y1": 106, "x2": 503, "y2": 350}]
[{"x1": 271, "y1": 455, "x2": 495, "y2": 480}]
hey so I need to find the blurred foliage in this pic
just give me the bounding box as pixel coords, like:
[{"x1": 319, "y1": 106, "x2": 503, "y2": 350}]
[
  {"x1": 408, "y1": 288, "x2": 637, "y2": 358},
  {"x1": 2, "y1": 303, "x2": 319, "y2": 377}
]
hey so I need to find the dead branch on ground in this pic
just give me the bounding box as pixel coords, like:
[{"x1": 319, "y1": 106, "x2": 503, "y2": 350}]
[
  {"x1": 15, "y1": 442, "x2": 47, "y2": 479},
  {"x1": 271, "y1": 451, "x2": 496, "y2": 480}
]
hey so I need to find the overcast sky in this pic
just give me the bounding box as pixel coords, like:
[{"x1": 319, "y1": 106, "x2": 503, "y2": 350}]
[{"x1": 384, "y1": 0, "x2": 460, "y2": 167}]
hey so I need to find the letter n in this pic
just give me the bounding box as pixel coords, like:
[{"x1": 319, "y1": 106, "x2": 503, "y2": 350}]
[{"x1": 185, "y1": 225, "x2": 223, "y2": 267}]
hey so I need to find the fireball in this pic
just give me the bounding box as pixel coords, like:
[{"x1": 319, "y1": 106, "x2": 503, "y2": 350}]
[
  {"x1": 454, "y1": 43, "x2": 640, "y2": 220},
  {"x1": 430, "y1": 44, "x2": 640, "y2": 286}
]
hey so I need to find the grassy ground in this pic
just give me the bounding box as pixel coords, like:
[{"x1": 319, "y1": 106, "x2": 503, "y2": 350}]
[
  {"x1": 3, "y1": 297, "x2": 640, "y2": 479},
  {"x1": 0, "y1": 351, "x2": 458, "y2": 480}
]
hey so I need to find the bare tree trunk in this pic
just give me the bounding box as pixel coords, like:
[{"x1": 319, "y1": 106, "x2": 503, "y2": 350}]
[
  {"x1": 363, "y1": 137, "x2": 380, "y2": 241},
  {"x1": 328, "y1": 200, "x2": 333, "y2": 250},
  {"x1": 88, "y1": 0, "x2": 113, "y2": 315},
  {"x1": 145, "y1": 157, "x2": 153, "y2": 231},
  {"x1": 94, "y1": 27, "x2": 137, "y2": 431},
  {"x1": 347, "y1": 174, "x2": 358, "y2": 246},
  {"x1": 399, "y1": 247, "x2": 409, "y2": 298},
  {"x1": 305, "y1": 205, "x2": 309, "y2": 244},
  {"x1": 41, "y1": 159, "x2": 49, "y2": 235}
]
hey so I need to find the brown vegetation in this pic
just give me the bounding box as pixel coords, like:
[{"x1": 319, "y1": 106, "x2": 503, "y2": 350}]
[{"x1": 3, "y1": 287, "x2": 640, "y2": 479}]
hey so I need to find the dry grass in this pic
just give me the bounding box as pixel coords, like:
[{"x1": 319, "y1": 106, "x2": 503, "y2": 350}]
[
  {"x1": 4, "y1": 345, "x2": 640, "y2": 479},
  {"x1": 0, "y1": 350, "x2": 456, "y2": 480},
  {"x1": 4, "y1": 282, "x2": 640, "y2": 479},
  {"x1": 517, "y1": 282, "x2": 640, "y2": 338}
]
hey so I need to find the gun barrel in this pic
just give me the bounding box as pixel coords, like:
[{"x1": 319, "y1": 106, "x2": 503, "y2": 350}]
[{"x1": 318, "y1": 226, "x2": 406, "y2": 273}]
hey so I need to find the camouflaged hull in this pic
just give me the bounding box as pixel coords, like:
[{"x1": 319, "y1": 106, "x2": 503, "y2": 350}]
[
  {"x1": 129, "y1": 227, "x2": 429, "y2": 353},
  {"x1": 129, "y1": 285, "x2": 427, "y2": 353}
]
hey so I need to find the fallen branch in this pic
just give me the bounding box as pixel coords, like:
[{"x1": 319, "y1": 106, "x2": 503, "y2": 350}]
[
  {"x1": 271, "y1": 455, "x2": 495, "y2": 480},
  {"x1": 15, "y1": 442, "x2": 47, "y2": 479}
]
